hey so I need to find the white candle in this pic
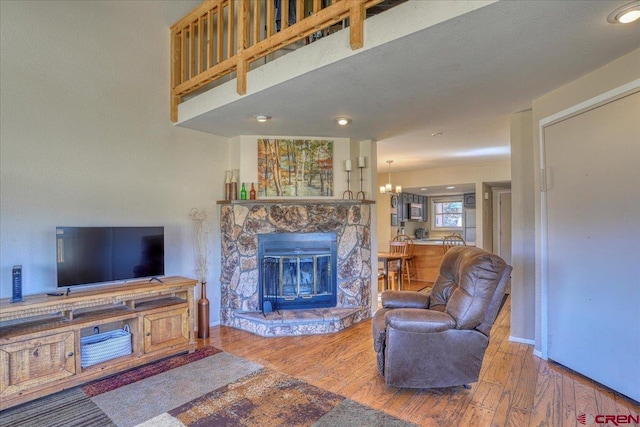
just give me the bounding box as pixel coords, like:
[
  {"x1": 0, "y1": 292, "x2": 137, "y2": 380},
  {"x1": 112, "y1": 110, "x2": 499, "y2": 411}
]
[
  {"x1": 345, "y1": 160, "x2": 352, "y2": 171},
  {"x1": 358, "y1": 156, "x2": 366, "y2": 168}
]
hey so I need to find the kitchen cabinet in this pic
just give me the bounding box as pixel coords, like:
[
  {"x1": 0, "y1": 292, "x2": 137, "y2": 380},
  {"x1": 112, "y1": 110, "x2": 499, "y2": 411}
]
[
  {"x1": 397, "y1": 192, "x2": 428, "y2": 222},
  {"x1": 404, "y1": 193, "x2": 411, "y2": 220},
  {"x1": 464, "y1": 208, "x2": 476, "y2": 242},
  {"x1": 397, "y1": 193, "x2": 408, "y2": 221},
  {"x1": 420, "y1": 195, "x2": 428, "y2": 222},
  {"x1": 463, "y1": 193, "x2": 476, "y2": 208}
]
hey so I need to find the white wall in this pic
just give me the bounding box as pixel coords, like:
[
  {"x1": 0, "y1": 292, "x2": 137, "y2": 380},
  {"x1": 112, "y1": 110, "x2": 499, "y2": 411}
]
[
  {"x1": 0, "y1": 1, "x2": 228, "y2": 324},
  {"x1": 509, "y1": 110, "x2": 535, "y2": 343}
]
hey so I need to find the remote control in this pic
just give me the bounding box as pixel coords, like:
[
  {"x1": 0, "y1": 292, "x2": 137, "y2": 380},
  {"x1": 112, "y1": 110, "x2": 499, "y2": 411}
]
[{"x1": 11, "y1": 265, "x2": 23, "y2": 303}]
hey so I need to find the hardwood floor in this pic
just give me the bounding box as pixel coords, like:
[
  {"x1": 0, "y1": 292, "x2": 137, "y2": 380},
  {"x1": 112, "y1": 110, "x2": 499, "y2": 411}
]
[{"x1": 203, "y1": 294, "x2": 639, "y2": 426}]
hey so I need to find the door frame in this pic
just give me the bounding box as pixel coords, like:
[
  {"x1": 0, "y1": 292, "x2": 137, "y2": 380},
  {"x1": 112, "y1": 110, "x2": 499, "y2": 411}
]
[{"x1": 538, "y1": 78, "x2": 640, "y2": 360}]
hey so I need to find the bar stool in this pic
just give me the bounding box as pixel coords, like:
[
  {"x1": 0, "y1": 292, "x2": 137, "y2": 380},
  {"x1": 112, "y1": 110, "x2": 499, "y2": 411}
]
[
  {"x1": 442, "y1": 234, "x2": 466, "y2": 254},
  {"x1": 387, "y1": 240, "x2": 408, "y2": 289},
  {"x1": 392, "y1": 234, "x2": 415, "y2": 286}
]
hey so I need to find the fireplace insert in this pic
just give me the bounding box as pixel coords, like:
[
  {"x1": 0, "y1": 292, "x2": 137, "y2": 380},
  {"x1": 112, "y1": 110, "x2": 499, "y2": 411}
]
[{"x1": 258, "y1": 232, "x2": 337, "y2": 312}]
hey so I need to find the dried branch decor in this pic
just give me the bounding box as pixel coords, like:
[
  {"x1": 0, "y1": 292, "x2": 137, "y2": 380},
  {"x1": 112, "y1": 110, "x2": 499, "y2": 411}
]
[{"x1": 189, "y1": 208, "x2": 209, "y2": 283}]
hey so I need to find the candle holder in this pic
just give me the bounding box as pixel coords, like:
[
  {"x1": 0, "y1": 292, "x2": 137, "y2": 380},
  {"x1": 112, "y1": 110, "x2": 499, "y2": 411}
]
[
  {"x1": 356, "y1": 164, "x2": 366, "y2": 200},
  {"x1": 342, "y1": 170, "x2": 354, "y2": 200}
]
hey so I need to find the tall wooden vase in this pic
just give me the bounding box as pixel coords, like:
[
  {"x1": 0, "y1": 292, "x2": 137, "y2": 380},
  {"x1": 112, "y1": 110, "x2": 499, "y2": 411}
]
[{"x1": 197, "y1": 282, "x2": 210, "y2": 339}]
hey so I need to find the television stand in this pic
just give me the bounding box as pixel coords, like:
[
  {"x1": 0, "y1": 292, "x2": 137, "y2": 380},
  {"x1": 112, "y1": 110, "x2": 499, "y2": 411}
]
[{"x1": 0, "y1": 276, "x2": 197, "y2": 410}]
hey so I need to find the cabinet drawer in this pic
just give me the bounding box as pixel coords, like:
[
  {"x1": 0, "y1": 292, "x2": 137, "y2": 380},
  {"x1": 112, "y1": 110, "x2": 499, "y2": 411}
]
[{"x1": 0, "y1": 331, "x2": 76, "y2": 399}]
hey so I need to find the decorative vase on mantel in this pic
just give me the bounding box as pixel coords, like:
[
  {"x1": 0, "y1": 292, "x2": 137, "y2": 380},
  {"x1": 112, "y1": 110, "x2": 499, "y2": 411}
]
[{"x1": 197, "y1": 282, "x2": 210, "y2": 339}]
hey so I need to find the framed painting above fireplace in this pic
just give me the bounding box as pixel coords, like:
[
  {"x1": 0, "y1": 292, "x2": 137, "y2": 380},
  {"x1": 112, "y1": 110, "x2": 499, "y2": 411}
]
[{"x1": 257, "y1": 139, "x2": 333, "y2": 197}]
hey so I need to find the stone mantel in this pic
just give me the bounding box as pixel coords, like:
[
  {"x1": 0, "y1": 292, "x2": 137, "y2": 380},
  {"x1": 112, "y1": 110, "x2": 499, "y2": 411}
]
[{"x1": 218, "y1": 200, "x2": 373, "y2": 336}]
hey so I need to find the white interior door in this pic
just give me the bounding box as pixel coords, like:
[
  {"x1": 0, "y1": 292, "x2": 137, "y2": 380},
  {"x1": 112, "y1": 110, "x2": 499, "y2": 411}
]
[
  {"x1": 544, "y1": 90, "x2": 640, "y2": 401},
  {"x1": 499, "y1": 192, "x2": 511, "y2": 266}
]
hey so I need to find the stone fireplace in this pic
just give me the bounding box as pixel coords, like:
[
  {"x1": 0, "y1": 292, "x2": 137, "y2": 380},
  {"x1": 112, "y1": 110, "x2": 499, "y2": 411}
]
[{"x1": 219, "y1": 200, "x2": 373, "y2": 336}]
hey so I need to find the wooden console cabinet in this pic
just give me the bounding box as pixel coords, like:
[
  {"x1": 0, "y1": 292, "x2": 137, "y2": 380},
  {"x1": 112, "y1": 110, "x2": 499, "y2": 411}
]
[{"x1": 0, "y1": 276, "x2": 197, "y2": 410}]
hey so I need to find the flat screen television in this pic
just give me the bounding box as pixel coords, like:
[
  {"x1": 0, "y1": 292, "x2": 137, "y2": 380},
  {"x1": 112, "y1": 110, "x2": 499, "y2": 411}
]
[{"x1": 56, "y1": 226, "x2": 164, "y2": 288}]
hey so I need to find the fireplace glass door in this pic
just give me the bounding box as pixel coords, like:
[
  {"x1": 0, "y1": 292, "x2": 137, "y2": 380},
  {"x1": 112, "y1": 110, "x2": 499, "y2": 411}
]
[{"x1": 258, "y1": 232, "x2": 337, "y2": 311}]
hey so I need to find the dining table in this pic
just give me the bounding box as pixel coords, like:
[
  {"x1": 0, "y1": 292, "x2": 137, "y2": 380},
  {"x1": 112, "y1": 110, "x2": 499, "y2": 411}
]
[{"x1": 378, "y1": 252, "x2": 407, "y2": 291}]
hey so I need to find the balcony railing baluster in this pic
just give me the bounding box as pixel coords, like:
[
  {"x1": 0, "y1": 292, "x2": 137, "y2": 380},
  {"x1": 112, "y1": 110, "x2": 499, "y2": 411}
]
[{"x1": 169, "y1": 0, "x2": 386, "y2": 122}]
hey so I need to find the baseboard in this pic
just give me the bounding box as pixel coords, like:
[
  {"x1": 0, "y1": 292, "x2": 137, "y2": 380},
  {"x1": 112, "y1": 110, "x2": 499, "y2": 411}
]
[
  {"x1": 508, "y1": 335, "x2": 535, "y2": 346},
  {"x1": 509, "y1": 335, "x2": 542, "y2": 358}
]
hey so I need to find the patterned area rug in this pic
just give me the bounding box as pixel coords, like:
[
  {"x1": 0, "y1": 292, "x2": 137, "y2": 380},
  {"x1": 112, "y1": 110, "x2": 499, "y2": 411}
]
[
  {"x1": 0, "y1": 347, "x2": 416, "y2": 427},
  {"x1": 83, "y1": 346, "x2": 222, "y2": 397}
]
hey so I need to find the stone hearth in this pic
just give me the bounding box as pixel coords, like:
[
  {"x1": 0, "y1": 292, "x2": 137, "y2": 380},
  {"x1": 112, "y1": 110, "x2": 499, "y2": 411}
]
[{"x1": 219, "y1": 200, "x2": 374, "y2": 337}]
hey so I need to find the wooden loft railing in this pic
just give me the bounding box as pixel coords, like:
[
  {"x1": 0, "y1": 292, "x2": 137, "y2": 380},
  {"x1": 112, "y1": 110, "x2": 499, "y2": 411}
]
[{"x1": 170, "y1": 0, "x2": 385, "y2": 122}]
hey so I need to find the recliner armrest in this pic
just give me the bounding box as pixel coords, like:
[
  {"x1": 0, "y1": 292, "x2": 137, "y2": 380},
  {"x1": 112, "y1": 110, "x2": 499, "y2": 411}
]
[
  {"x1": 381, "y1": 290, "x2": 430, "y2": 309},
  {"x1": 385, "y1": 308, "x2": 456, "y2": 334}
]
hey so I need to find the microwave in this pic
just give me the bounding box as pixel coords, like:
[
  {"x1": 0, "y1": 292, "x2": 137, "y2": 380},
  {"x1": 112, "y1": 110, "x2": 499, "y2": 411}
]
[{"x1": 409, "y1": 203, "x2": 423, "y2": 220}]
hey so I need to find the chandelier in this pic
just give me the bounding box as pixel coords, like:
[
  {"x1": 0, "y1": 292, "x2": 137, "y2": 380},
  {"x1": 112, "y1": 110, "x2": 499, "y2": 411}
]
[{"x1": 379, "y1": 160, "x2": 402, "y2": 195}]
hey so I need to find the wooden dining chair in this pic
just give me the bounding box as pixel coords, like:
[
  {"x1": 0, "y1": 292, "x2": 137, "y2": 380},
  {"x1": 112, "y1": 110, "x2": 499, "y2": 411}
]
[
  {"x1": 392, "y1": 235, "x2": 415, "y2": 285},
  {"x1": 442, "y1": 234, "x2": 466, "y2": 254},
  {"x1": 387, "y1": 241, "x2": 408, "y2": 289}
]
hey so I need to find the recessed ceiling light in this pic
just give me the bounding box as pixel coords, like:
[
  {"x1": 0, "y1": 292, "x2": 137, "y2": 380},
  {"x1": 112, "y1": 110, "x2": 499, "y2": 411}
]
[
  {"x1": 431, "y1": 132, "x2": 443, "y2": 137},
  {"x1": 446, "y1": 186, "x2": 455, "y2": 189},
  {"x1": 420, "y1": 188, "x2": 428, "y2": 192},
  {"x1": 607, "y1": 1, "x2": 640, "y2": 23},
  {"x1": 336, "y1": 117, "x2": 351, "y2": 126},
  {"x1": 254, "y1": 115, "x2": 271, "y2": 122}
]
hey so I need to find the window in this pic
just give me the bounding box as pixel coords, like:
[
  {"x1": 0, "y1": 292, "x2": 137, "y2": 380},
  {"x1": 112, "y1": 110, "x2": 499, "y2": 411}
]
[{"x1": 432, "y1": 197, "x2": 463, "y2": 230}]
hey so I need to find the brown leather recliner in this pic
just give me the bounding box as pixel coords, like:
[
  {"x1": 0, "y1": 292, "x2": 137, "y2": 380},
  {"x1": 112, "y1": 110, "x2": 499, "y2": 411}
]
[{"x1": 372, "y1": 246, "x2": 512, "y2": 388}]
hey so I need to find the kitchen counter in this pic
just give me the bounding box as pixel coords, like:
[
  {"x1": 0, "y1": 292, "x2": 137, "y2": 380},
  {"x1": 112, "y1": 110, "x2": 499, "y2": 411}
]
[{"x1": 408, "y1": 240, "x2": 475, "y2": 282}]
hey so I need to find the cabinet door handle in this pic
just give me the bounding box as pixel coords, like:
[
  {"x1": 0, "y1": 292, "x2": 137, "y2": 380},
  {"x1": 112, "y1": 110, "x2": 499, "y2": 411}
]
[{"x1": 67, "y1": 352, "x2": 74, "y2": 357}]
